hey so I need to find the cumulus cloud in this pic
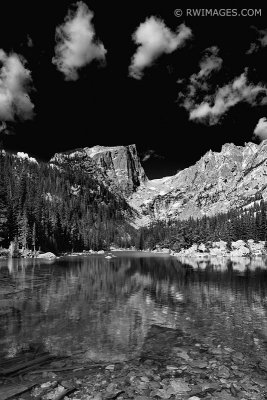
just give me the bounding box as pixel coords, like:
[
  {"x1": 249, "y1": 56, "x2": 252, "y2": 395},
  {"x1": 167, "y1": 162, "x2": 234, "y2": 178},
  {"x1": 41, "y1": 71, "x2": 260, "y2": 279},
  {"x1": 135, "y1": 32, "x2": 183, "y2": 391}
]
[
  {"x1": 253, "y1": 117, "x2": 267, "y2": 141},
  {"x1": 141, "y1": 149, "x2": 164, "y2": 162},
  {"x1": 0, "y1": 121, "x2": 7, "y2": 134},
  {"x1": 53, "y1": 1, "x2": 106, "y2": 80},
  {"x1": 27, "y1": 36, "x2": 34, "y2": 48},
  {"x1": 179, "y1": 46, "x2": 222, "y2": 104},
  {"x1": 129, "y1": 17, "x2": 192, "y2": 79},
  {"x1": 0, "y1": 50, "x2": 34, "y2": 127},
  {"x1": 247, "y1": 26, "x2": 267, "y2": 54},
  {"x1": 181, "y1": 70, "x2": 267, "y2": 125},
  {"x1": 197, "y1": 47, "x2": 223, "y2": 78}
]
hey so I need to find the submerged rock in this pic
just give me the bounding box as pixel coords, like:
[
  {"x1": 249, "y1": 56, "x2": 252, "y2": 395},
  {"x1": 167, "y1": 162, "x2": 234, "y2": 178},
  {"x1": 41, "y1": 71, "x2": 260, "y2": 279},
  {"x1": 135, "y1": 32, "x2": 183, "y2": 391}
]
[
  {"x1": 217, "y1": 365, "x2": 231, "y2": 379},
  {"x1": 169, "y1": 378, "x2": 191, "y2": 393},
  {"x1": 190, "y1": 360, "x2": 208, "y2": 369}
]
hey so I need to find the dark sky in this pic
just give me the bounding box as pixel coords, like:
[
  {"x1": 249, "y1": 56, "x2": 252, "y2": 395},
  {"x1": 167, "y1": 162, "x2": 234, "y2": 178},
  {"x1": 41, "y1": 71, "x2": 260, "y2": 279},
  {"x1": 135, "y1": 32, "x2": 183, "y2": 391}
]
[{"x1": 1, "y1": 0, "x2": 267, "y2": 179}]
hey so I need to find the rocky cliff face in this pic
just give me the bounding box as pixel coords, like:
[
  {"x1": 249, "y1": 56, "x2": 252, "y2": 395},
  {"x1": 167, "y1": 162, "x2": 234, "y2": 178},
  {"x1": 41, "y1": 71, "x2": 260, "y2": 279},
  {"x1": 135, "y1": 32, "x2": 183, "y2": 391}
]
[
  {"x1": 130, "y1": 140, "x2": 267, "y2": 222},
  {"x1": 85, "y1": 145, "x2": 147, "y2": 196},
  {"x1": 50, "y1": 144, "x2": 147, "y2": 197}
]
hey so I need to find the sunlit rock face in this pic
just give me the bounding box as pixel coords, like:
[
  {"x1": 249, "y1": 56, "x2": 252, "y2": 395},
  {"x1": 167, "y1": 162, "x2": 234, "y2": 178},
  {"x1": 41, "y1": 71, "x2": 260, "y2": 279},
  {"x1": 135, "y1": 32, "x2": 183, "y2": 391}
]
[
  {"x1": 130, "y1": 140, "x2": 267, "y2": 222},
  {"x1": 50, "y1": 144, "x2": 147, "y2": 197},
  {"x1": 85, "y1": 145, "x2": 148, "y2": 196}
]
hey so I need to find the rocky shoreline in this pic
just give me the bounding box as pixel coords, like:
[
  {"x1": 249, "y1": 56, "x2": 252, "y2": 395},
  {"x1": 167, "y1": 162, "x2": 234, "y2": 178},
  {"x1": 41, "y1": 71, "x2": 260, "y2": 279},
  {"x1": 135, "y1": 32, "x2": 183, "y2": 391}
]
[
  {"x1": 0, "y1": 249, "x2": 114, "y2": 260},
  {"x1": 150, "y1": 239, "x2": 267, "y2": 259}
]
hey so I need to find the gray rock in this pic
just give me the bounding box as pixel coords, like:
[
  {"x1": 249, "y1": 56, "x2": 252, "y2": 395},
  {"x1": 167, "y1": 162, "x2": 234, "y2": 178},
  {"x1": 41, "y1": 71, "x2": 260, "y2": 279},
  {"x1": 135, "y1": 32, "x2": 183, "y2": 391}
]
[
  {"x1": 166, "y1": 366, "x2": 179, "y2": 372},
  {"x1": 217, "y1": 365, "x2": 231, "y2": 379},
  {"x1": 37, "y1": 252, "x2": 56, "y2": 260},
  {"x1": 140, "y1": 376, "x2": 150, "y2": 382},
  {"x1": 215, "y1": 390, "x2": 236, "y2": 400},
  {"x1": 169, "y1": 378, "x2": 191, "y2": 393},
  {"x1": 134, "y1": 397, "x2": 150, "y2": 400},
  {"x1": 91, "y1": 395, "x2": 103, "y2": 400},
  {"x1": 106, "y1": 383, "x2": 117, "y2": 393},
  {"x1": 149, "y1": 381, "x2": 161, "y2": 389},
  {"x1": 259, "y1": 360, "x2": 267, "y2": 372},
  {"x1": 154, "y1": 388, "x2": 171, "y2": 399},
  {"x1": 190, "y1": 360, "x2": 208, "y2": 369},
  {"x1": 105, "y1": 365, "x2": 115, "y2": 371},
  {"x1": 42, "y1": 385, "x2": 65, "y2": 400},
  {"x1": 201, "y1": 382, "x2": 220, "y2": 393}
]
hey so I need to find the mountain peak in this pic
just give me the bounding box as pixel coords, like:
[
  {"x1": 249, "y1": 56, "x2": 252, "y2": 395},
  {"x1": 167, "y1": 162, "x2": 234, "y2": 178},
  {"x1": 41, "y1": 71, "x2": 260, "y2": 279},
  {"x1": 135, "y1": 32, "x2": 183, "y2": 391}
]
[
  {"x1": 84, "y1": 144, "x2": 147, "y2": 196},
  {"x1": 84, "y1": 144, "x2": 137, "y2": 157}
]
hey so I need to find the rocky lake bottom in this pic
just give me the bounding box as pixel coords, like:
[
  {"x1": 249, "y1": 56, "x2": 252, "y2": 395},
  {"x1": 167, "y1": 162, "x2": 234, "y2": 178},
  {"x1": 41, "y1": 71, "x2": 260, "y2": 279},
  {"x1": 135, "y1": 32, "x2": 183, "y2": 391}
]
[{"x1": 0, "y1": 253, "x2": 267, "y2": 400}]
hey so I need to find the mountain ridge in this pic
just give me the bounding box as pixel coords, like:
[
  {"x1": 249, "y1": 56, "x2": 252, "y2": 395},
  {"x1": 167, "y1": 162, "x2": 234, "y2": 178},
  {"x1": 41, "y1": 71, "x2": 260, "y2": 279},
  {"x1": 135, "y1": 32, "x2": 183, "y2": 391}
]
[
  {"x1": 129, "y1": 139, "x2": 267, "y2": 223},
  {"x1": 12, "y1": 139, "x2": 267, "y2": 226}
]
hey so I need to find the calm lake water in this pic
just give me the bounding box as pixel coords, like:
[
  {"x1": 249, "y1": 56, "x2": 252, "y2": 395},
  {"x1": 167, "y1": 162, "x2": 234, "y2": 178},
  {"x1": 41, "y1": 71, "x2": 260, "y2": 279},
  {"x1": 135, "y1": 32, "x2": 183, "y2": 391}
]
[{"x1": 1, "y1": 252, "x2": 267, "y2": 365}]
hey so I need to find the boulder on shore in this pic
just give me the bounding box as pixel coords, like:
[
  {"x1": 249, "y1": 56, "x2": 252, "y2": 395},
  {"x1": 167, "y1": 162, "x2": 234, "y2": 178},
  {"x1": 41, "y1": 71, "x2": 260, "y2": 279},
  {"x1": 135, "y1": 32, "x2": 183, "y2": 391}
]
[{"x1": 37, "y1": 252, "x2": 57, "y2": 260}]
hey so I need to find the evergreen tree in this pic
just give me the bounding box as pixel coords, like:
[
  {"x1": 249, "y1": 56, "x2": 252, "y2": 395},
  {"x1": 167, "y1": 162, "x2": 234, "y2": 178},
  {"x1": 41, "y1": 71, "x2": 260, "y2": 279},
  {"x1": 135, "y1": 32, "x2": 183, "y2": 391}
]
[
  {"x1": 0, "y1": 151, "x2": 8, "y2": 247},
  {"x1": 18, "y1": 210, "x2": 29, "y2": 250}
]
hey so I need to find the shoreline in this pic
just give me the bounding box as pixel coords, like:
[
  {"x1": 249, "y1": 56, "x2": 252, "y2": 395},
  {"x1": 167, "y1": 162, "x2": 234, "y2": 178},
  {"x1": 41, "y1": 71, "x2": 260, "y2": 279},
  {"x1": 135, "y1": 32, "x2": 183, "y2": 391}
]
[
  {"x1": 158, "y1": 239, "x2": 267, "y2": 259},
  {"x1": 1, "y1": 241, "x2": 267, "y2": 261}
]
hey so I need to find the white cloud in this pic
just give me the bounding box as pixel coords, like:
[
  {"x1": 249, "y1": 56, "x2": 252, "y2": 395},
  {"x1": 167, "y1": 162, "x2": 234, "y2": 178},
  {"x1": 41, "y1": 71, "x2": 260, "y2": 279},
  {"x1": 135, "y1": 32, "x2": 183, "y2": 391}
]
[
  {"x1": 53, "y1": 1, "x2": 106, "y2": 80},
  {"x1": 247, "y1": 27, "x2": 267, "y2": 54},
  {"x1": 184, "y1": 71, "x2": 267, "y2": 125},
  {"x1": 253, "y1": 117, "x2": 267, "y2": 141},
  {"x1": 129, "y1": 17, "x2": 192, "y2": 79},
  {"x1": 27, "y1": 36, "x2": 34, "y2": 48},
  {"x1": 0, "y1": 50, "x2": 34, "y2": 124},
  {"x1": 180, "y1": 46, "x2": 223, "y2": 112},
  {"x1": 0, "y1": 121, "x2": 7, "y2": 133},
  {"x1": 197, "y1": 46, "x2": 222, "y2": 78},
  {"x1": 141, "y1": 149, "x2": 164, "y2": 162},
  {"x1": 178, "y1": 46, "x2": 223, "y2": 110}
]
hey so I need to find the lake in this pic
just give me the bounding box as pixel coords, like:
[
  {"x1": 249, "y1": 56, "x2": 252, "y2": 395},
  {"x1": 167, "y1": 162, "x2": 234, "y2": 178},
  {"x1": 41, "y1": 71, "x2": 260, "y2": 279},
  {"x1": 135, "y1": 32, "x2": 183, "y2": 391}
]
[{"x1": 1, "y1": 252, "x2": 267, "y2": 366}]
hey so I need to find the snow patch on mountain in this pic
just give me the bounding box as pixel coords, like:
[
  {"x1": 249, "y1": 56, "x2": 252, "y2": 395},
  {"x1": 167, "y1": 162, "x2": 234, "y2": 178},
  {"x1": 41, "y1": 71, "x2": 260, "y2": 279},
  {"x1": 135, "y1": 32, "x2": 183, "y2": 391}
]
[{"x1": 15, "y1": 152, "x2": 38, "y2": 163}]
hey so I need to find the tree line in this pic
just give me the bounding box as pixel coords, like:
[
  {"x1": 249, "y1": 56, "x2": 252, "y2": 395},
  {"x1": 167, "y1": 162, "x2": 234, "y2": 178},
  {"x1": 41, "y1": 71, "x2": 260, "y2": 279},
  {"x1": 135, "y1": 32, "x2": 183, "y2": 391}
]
[
  {"x1": 0, "y1": 152, "x2": 134, "y2": 253},
  {"x1": 135, "y1": 196, "x2": 267, "y2": 251}
]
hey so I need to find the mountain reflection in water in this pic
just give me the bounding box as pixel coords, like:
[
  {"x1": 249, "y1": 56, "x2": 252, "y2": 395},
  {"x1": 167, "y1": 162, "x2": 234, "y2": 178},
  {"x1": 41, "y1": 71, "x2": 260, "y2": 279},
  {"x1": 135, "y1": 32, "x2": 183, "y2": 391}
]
[{"x1": 0, "y1": 253, "x2": 267, "y2": 364}]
